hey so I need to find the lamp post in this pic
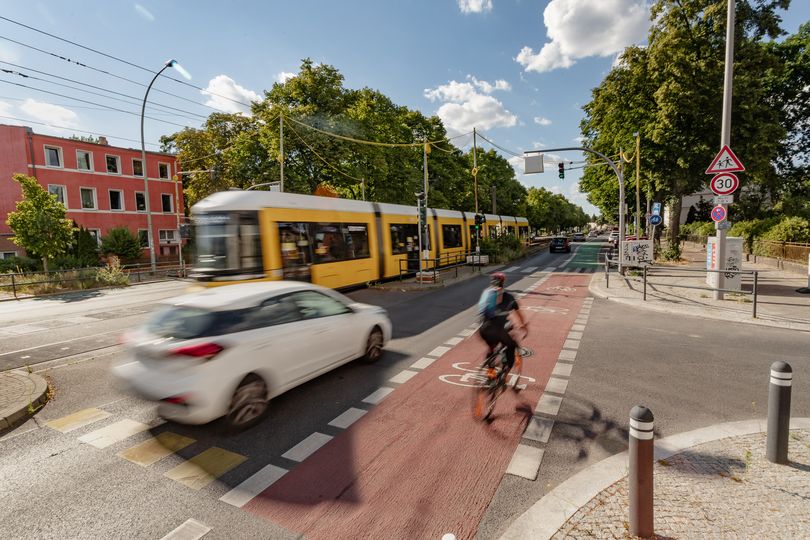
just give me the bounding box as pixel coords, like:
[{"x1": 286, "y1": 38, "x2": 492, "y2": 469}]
[{"x1": 141, "y1": 59, "x2": 191, "y2": 272}]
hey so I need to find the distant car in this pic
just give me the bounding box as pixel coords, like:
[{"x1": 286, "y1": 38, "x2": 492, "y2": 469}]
[
  {"x1": 608, "y1": 232, "x2": 619, "y2": 247},
  {"x1": 572, "y1": 232, "x2": 586, "y2": 242},
  {"x1": 113, "y1": 281, "x2": 392, "y2": 431},
  {"x1": 549, "y1": 236, "x2": 571, "y2": 253},
  {"x1": 588, "y1": 231, "x2": 598, "y2": 238}
]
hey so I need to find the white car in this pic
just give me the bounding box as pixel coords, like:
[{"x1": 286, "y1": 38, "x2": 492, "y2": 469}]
[{"x1": 113, "y1": 281, "x2": 392, "y2": 430}]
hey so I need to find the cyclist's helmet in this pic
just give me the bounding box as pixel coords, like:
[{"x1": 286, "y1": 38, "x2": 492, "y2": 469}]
[{"x1": 490, "y1": 272, "x2": 506, "y2": 288}]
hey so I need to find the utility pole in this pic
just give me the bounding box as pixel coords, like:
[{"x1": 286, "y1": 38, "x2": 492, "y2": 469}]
[
  {"x1": 634, "y1": 132, "x2": 641, "y2": 236},
  {"x1": 279, "y1": 114, "x2": 284, "y2": 192},
  {"x1": 491, "y1": 185, "x2": 496, "y2": 214},
  {"x1": 361, "y1": 177, "x2": 365, "y2": 201},
  {"x1": 715, "y1": 0, "x2": 735, "y2": 301},
  {"x1": 473, "y1": 128, "x2": 479, "y2": 213},
  {"x1": 423, "y1": 141, "x2": 429, "y2": 263}
]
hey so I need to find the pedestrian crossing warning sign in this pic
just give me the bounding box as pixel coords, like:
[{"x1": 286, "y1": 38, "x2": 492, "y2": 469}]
[{"x1": 705, "y1": 145, "x2": 745, "y2": 174}]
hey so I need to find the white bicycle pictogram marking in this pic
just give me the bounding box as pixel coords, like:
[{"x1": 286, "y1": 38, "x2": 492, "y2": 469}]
[
  {"x1": 438, "y1": 361, "x2": 536, "y2": 388},
  {"x1": 525, "y1": 305, "x2": 570, "y2": 314}
]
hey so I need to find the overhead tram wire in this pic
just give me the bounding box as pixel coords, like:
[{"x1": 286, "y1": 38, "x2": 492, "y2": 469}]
[
  {"x1": 0, "y1": 79, "x2": 190, "y2": 129},
  {"x1": 0, "y1": 60, "x2": 209, "y2": 120},
  {"x1": 0, "y1": 67, "x2": 206, "y2": 123},
  {"x1": 0, "y1": 114, "x2": 163, "y2": 148},
  {"x1": 285, "y1": 120, "x2": 363, "y2": 182},
  {"x1": 0, "y1": 16, "x2": 254, "y2": 110},
  {"x1": 0, "y1": 34, "x2": 231, "y2": 113},
  {"x1": 172, "y1": 113, "x2": 281, "y2": 168}
]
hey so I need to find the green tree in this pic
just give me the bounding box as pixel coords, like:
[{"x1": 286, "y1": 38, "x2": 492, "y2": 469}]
[
  {"x1": 6, "y1": 174, "x2": 75, "y2": 273},
  {"x1": 101, "y1": 227, "x2": 142, "y2": 262},
  {"x1": 73, "y1": 226, "x2": 100, "y2": 267}
]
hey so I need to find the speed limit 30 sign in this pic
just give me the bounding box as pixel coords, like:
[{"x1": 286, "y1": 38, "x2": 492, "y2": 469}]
[{"x1": 710, "y1": 173, "x2": 740, "y2": 196}]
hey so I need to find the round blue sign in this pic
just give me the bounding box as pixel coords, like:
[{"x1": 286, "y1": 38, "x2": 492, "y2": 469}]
[
  {"x1": 711, "y1": 205, "x2": 727, "y2": 222},
  {"x1": 648, "y1": 215, "x2": 662, "y2": 226}
]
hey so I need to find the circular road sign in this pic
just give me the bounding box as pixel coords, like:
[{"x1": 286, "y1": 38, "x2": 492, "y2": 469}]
[
  {"x1": 710, "y1": 173, "x2": 739, "y2": 196},
  {"x1": 649, "y1": 214, "x2": 662, "y2": 226},
  {"x1": 711, "y1": 205, "x2": 727, "y2": 222}
]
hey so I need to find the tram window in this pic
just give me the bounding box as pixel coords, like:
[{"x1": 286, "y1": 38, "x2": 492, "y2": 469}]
[
  {"x1": 390, "y1": 224, "x2": 418, "y2": 255},
  {"x1": 312, "y1": 222, "x2": 370, "y2": 263},
  {"x1": 506, "y1": 226, "x2": 515, "y2": 236},
  {"x1": 442, "y1": 225, "x2": 462, "y2": 248},
  {"x1": 278, "y1": 222, "x2": 313, "y2": 268}
]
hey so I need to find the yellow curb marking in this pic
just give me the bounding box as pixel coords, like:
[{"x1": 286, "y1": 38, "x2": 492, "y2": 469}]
[
  {"x1": 164, "y1": 447, "x2": 247, "y2": 490},
  {"x1": 118, "y1": 432, "x2": 196, "y2": 466},
  {"x1": 45, "y1": 408, "x2": 111, "y2": 433},
  {"x1": 78, "y1": 419, "x2": 150, "y2": 448}
]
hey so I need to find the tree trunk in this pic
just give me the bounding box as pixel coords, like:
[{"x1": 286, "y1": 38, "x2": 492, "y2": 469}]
[
  {"x1": 667, "y1": 195, "x2": 682, "y2": 245},
  {"x1": 42, "y1": 257, "x2": 49, "y2": 273}
]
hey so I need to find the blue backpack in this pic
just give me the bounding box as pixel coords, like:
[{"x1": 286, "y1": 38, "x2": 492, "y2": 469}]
[{"x1": 478, "y1": 287, "x2": 498, "y2": 321}]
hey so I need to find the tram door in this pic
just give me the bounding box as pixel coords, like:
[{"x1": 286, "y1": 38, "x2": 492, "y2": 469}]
[{"x1": 278, "y1": 222, "x2": 313, "y2": 282}]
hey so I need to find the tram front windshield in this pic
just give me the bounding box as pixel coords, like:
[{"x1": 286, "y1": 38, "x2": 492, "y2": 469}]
[{"x1": 192, "y1": 212, "x2": 262, "y2": 276}]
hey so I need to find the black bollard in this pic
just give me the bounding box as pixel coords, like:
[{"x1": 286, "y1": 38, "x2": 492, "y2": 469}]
[
  {"x1": 767, "y1": 361, "x2": 793, "y2": 464},
  {"x1": 629, "y1": 405, "x2": 654, "y2": 538}
]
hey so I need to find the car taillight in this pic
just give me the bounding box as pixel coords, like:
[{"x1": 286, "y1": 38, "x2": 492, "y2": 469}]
[{"x1": 170, "y1": 343, "x2": 224, "y2": 360}]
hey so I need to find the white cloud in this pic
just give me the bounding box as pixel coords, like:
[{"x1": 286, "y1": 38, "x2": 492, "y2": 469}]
[
  {"x1": 0, "y1": 43, "x2": 20, "y2": 63},
  {"x1": 532, "y1": 141, "x2": 546, "y2": 149},
  {"x1": 276, "y1": 71, "x2": 296, "y2": 83},
  {"x1": 507, "y1": 155, "x2": 524, "y2": 174},
  {"x1": 458, "y1": 0, "x2": 493, "y2": 14},
  {"x1": 516, "y1": 0, "x2": 650, "y2": 73},
  {"x1": 534, "y1": 116, "x2": 552, "y2": 126},
  {"x1": 19, "y1": 99, "x2": 78, "y2": 129},
  {"x1": 0, "y1": 100, "x2": 15, "y2": 118},
  {"x1": 424, "y1": 75, "x2": 516, "y2": 135},
  {"x1": 201, "y1": 75, "x2": 261, "y2": 115},
  {"x1": 134, "y1": 4, "x2": 155, "y2": 22}
]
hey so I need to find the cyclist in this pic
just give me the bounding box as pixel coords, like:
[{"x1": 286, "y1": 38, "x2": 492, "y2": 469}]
[{"x1": 477, "y1": 272, "x2": 527, "y2": 372}]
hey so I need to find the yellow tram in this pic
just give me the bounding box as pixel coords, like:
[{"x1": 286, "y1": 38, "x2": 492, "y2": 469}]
[{"x1": 190, "y1": 190, "x2": 529, "y2": 289}]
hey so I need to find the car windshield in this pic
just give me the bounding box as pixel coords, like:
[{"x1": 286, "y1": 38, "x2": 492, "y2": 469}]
[{"x1": 552, "y1": 238, "x2": 565, "y2": 244}]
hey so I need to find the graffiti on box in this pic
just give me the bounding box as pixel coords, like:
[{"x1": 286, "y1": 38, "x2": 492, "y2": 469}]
[{"x1": 620, "y1": 240, "x2": 653, "y2": 266}]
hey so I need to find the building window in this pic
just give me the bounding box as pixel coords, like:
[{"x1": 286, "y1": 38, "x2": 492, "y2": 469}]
[
  {"x1": 135, "y1": 192, "x2": 146, "y2": 212},
  {"x1": 442, "y1": 224, "x2": 463, "y2": 248},
  {"x1": 138, "y1": 230, "x2": 150, "y2": 248},
  {"x1": 88, "y1": 229, "x2": 101, "y2": 246},
  {"x1": 80, "y1": 187, "x2": 97, "y2": 210},
  {"x1": 159, "y1": 229, "x2": 177, "y2": 244},
  {"x1": 389, "y1": 224, "x2": 418, "y2": 255},
  {"x1": 109, "y1": 190, "x2": 124, "y2": 211},
  {"x1": 132, "y1": 159, "x2": 143, "y2": 177},
  {"x1": 106, "y1": 155, "x2": 120, "y2": 174},
  {"x1": 1, "y1": 251, "x2": 18, "y2": 259},
  {"x1": 76, "y1": 150, "x2": 93, "y2": 171},
  {"x1": 48, "y1": 185, "x2": 67, "y2": 206},
  {"x1": 161, "y1": 194, "x2": 173, "y2": 213},
  {"x1": 158, "y1": 163, "x2": 170, "y2": 179},
  {"x1": 44, "y1": 145, "x2": 62, "y2": 168}
]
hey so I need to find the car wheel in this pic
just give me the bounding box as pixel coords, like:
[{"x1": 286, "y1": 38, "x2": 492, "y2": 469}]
[
  {"x1": 225, "y1": 374, "x2": 268, "y2": 431},
  {"x1": 363, "y1": 327, "x2": 384, "y2": 363}
]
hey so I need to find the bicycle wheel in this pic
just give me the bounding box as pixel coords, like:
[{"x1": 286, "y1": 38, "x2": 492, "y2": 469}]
[
  {"x1": 473, "y1": 360, "x2": 500, "y2": 420},
  {"x1": 511, "y1": 352, "x2": 524, "y2": 393}
]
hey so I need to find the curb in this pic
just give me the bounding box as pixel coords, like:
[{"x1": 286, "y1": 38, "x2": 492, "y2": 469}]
[
  {"x1": 587, "y1": 273, "x2": 810, "y2": 333},
  {"x1": 0, "y1": 277, "x2": 187, "y2": 303},
  {"x1": 0, "y1": 370, "x2": 50, "y2": 432},
  {"x1": 499, "y1": 417, "x2": 810, "y2": 540}
]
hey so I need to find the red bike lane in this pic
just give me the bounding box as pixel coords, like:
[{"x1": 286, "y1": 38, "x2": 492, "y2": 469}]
[{"x1": 245, "y1": 272, "x2": 591, "y2": 539}]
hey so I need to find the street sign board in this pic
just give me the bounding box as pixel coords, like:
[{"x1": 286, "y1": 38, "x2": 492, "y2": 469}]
[
  {"x1": 716, "y1": 220, "x2": 731, "y2": 230},
  {"x1": 524, "y1": 154, "x2": 544, "y2": 174},
  {"x1": 710, "y1": 173, "x2": 740, "y2": 196},
  {"x1": 706, "y1": 145, "x2": 745, "y2": 174},
  {"x1": 648, "y1": 214, "x2": 662, "y2": 226},
  {"x1": 620, "y1": 240, "x2": 653, "y2": 266},
  {"x1": 713, "y1": 195, "x2": 734, "y2": 205},
  {"x1": 652, "y1": 202, "x2": 662, "y2": 216},
  {"x1": 711, "y1": 205, "x2": 727, "y2": 222}
]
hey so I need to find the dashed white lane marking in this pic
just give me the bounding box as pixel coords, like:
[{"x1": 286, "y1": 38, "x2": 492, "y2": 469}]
[
  {"x1": 328, "y1": 407, "x2": 368, "y2": 429},
  {"x1": 459, "y1": 328, "x2": 475, "y2": 337},
  {"x1": 544, "y1": 377, "x2": 569, "y2": 395},
  {"x1": 78, "y1": 419, "x2": 150, "y2": 449},
  {"x1": 410, "y1": 357, "x2": 437, "y2": 370},
  {"x1": 552, "y1": 363, "x2": 573, "y2": 377},
  {"x1": 362, "y1": 387, "x2": 394, "y2": 405},
  {"x1": 506, "y1": 444, "x2": 545, "y2": 480},
  {"x1": 558, "y1": 349, "x2": 577, "y2": 361},
  {"x1": 389, "y1": 370, "x2": 419, "y2": 384},
  {"x1": 562, "y1": 339, "x2": 580, "y2": 350},
  {"x1": 445, "y1": 337, "x2": 463, "y2": 346},
  {"x1": 504, "y1": 266, "x2": 521, "y2": 272},
  {"x1": 282, "y1": 432, "x2": 333, "y2": 462},
  {"x1": 427, "y1": 346, "x2": 451, "y2": 358},
  {"x1": 20, "y1": 355, "x2": 30, "y2": 359},
  {"x1": 543, "y1": 266, "x2": 556, "y2": 272},
  {"x1": 219, "y1": 465, "x2": 288, "y2": 508},
  {"x1": 160, "y1": 518, "x2": 211, "y2": 540},
  {"x1": 535, "y1": 394, "x2": 563, "y2": 416},
  {"x1": 571, "y1": 324, "x2": 586, "y2": 332},
  {"x1": 524, "y1": 416, "x2": 555, "y2": 443},
  {"x1": 521, "y1": 266, "x2": 538, "y2": 273},
  {"x1": 568, "y1": 331, "x2": 584, "y2": 340}
]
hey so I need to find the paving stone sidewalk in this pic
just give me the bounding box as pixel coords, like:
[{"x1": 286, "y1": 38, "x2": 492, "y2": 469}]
[
  {"x1": 0, "y1": 369, "x2": 49, "y2": 431},
  {"x1": 552, "y1": 430, "x2": 810, "y2": 539}
]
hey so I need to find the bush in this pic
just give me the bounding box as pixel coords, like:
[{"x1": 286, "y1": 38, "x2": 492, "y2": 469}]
[
  {"x1": 479, "y1": 234, "x2": 525, "y2": 263},
  {"x1": 101, "y1": 227, "x2": 142, "y2": 262},
  {"x1": 728, "y1": 218, "x2": 780, "y2": 252},
  {"x1": 659, "y1": 242, "x2": 682, "y2": 261},
  {"x1": 680, "y1": 221, "x2": 715, "y2": 239},
  {"x1": 95, "y1": 256, "x2": 129, "y2": 286},
  {"x1": 0, "y1": 256, "x2": 41, "y2": 273},
  {"x1": 762, "y1": 216, "x2": 810, "y2": 243},
  {"x1": 72, "y1": 226, "x2": 100, "y2": 267}
]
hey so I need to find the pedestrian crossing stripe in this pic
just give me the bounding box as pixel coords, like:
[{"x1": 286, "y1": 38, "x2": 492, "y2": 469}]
[
  {"x1": 164, "y1": 447, "x2": 248, "y2": 490},
  {"x1": 78, "y1": 419, "x2": 150, "y2": 449},
  {"x1": 45, "y1": 408, "x2": 112, "y2": 433},
  {"x1": 118, "y1": 432, "x2": 196, "y2": 466}
]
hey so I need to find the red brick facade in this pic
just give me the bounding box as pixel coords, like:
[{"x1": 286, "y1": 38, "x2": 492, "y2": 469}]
[{"x1": 0, "y1": 124, "x2": 184, "y2": 261}]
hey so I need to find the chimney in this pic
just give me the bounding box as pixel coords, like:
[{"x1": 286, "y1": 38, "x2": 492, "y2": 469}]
[{"x1": 98, "y1": 136, "x2": 108, "y2": 145}]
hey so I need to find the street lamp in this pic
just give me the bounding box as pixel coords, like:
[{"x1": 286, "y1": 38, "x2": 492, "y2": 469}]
[{"x1": 140, "y1": 59, "x2": 191, "y2": 272}]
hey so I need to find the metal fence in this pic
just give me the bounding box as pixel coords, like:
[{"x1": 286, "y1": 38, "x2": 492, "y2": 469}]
[{"x1": 684, "y1": 235, "x2": 810, "y2": 265}]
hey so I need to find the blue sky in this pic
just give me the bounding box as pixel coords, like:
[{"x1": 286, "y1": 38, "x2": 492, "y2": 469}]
[{"x1": 0, "y1": 1, "x2": 807, "y2": 216}]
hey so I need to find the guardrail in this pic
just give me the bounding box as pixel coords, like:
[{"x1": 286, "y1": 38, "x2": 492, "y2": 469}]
[{"x1": 603, "y1": 256, "x2": 760, "y2": 318}]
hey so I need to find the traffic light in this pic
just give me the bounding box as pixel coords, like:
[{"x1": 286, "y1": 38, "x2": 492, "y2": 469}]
[
  {"x1": 416, "y1": 192, "x2": 427, "y2": 224},
  {"x1": 558, "y1": 162, "x2": 565, "y2": 180}
]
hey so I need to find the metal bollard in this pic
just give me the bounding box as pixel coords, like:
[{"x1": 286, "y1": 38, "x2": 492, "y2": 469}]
[
  {"x1": 629, "y1": 405, "x2": 654, "y2": 538},
  {"x1": 767, "y1": 361, "x2": 793, "y2": 464},
  {"x1": 753, "y1": 271, "x2": 758, "y2": 318},
  {"x1": 643, "y1": 265, "x2": 647, "y2": 301}
]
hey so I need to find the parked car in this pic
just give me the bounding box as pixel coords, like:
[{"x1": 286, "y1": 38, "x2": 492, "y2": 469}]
[
  {"x1": 608, "y1": 231, "x2": 619, "y2": 247},
  {"x1": 588, "y1": 230, "x2": 598, "y2": 238},
  {"x1": 549, "y1": 236, "x2": 571, "y2": 253},
  {"x1": 572, "y1": 232, "x2": 586, "y2": 242},
  {"x1": 113, "y1": 281, "x2": 392, "y2": 431}
]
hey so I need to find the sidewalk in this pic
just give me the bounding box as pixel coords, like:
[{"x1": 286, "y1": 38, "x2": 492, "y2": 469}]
[
  {"x1": 0, "y1": 369, "x2": 49, "y2": 432},
  {"x1": 590, "y1": 243, "x2": 810, "y2": 332},
  {"x1": 501, "y1": 419, "x2": 810, "y2": 539}
]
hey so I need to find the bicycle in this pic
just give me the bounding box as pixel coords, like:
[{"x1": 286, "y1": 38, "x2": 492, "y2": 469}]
[{"x1": 472, "y1": 325, "x2": 527, "y2": 421}]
